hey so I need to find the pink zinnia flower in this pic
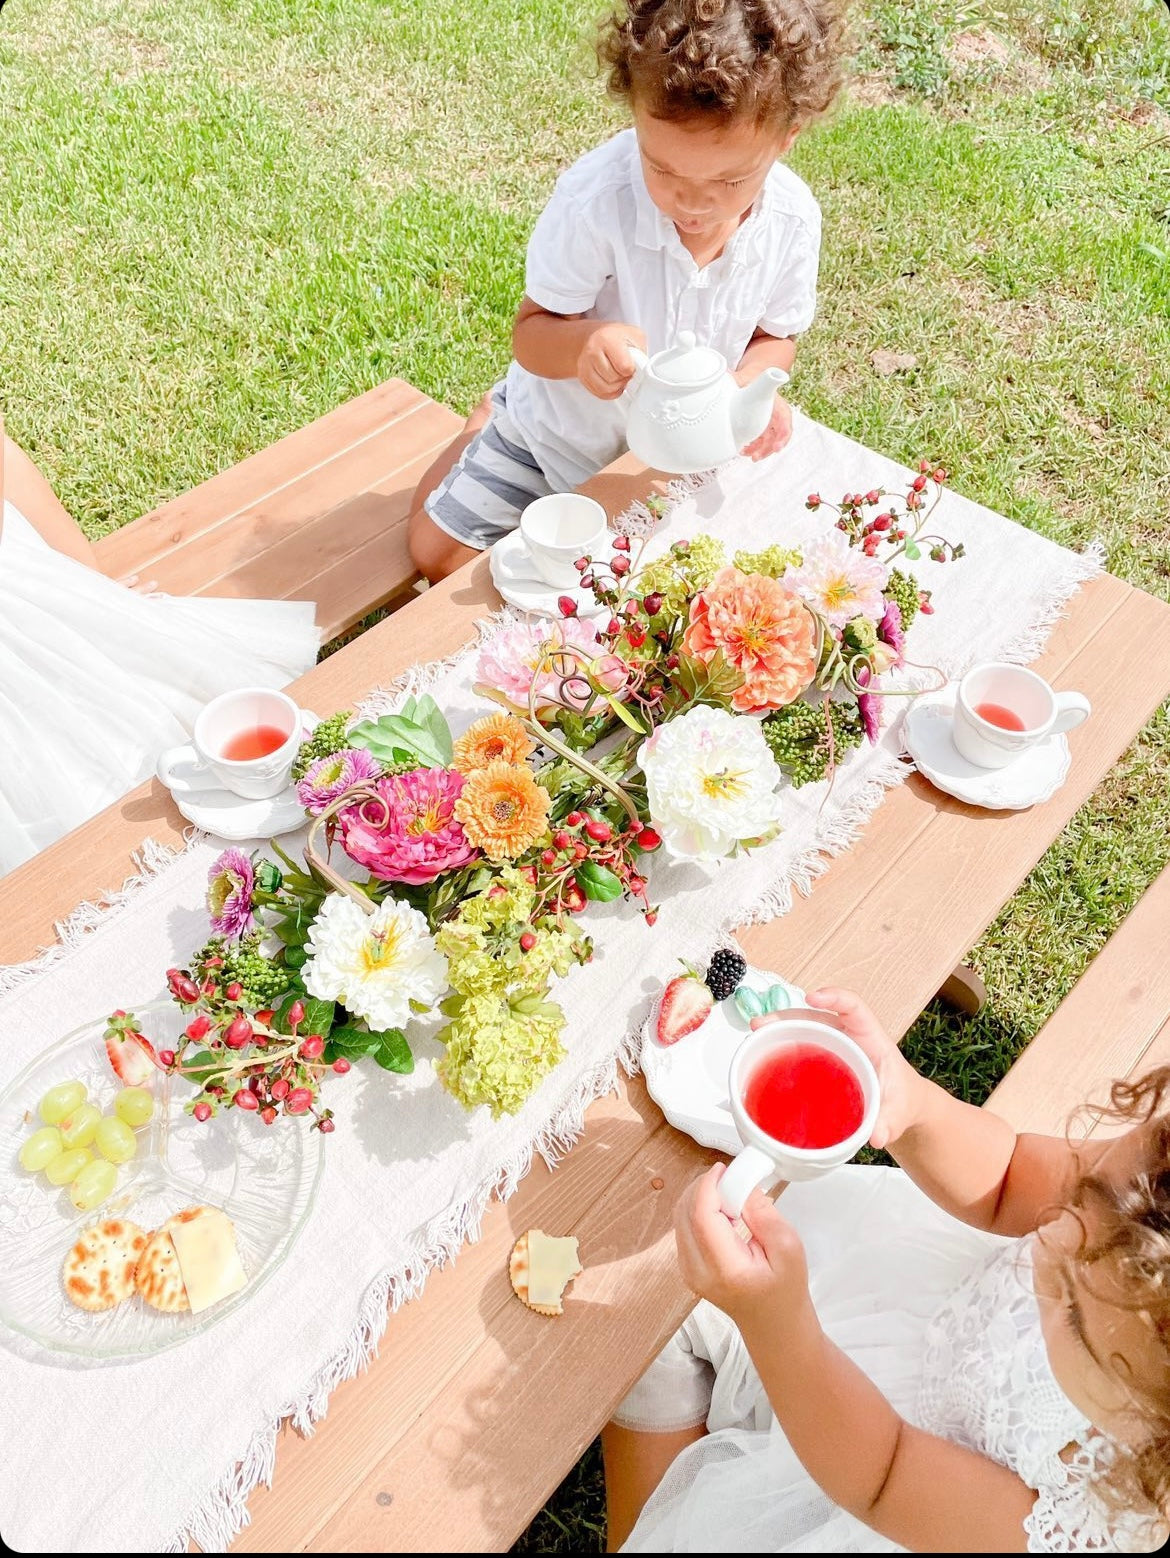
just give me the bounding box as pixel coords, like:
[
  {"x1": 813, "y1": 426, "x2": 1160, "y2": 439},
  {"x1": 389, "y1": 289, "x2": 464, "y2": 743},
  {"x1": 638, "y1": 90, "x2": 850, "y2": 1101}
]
[
  {"x1": 206, "y1": 848, "x2": 255, "y2": 940},
  {"x1": 338, "y1": 768, "x2": 478, "y2": 884},
  {"x1": 784, "y1": 532, "x2": 888, "y2": 629},
  {"x1": 878, "y1": 599, "x2": 906, "y2": 665},
  {"x1": 855, "y1": 665, "x2": 881, "y2": 744},
  {"x1": 297, "y1": 748, "x2": 382, "y2": 816},
  {"x1": 477, "y1": 617, "x2": 628, "y2": 712}
]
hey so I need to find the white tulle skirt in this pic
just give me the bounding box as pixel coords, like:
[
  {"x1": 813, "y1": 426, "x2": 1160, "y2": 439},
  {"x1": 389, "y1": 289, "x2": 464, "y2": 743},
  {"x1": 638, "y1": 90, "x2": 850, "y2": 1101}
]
[
  {"x1": 618, "y1": 1166, "x2": 1007, "y2": 1554},
  {"x1": 0, "y1": 501, "x2": 319, "y2": 875}
]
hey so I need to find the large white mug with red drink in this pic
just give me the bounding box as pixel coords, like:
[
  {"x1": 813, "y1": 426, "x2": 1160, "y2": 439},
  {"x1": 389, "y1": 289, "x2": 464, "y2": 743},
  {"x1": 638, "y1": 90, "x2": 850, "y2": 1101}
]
[
  {"x1": 718, "y1": 1012, "x2": 880, "y2": 1219},
  {"x1": 157, "y1": 687, "x2": 303, "y2": 801},
  {"x1": 952, "y1": 662, "x2": 1090, "y2": 770}
]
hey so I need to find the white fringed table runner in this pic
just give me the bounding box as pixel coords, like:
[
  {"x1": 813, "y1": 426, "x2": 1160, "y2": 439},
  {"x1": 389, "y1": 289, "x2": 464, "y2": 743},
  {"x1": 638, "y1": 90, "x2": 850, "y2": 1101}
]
[{"x1": 0, "y1": 413, "x2": 1101, "y2": 1553}]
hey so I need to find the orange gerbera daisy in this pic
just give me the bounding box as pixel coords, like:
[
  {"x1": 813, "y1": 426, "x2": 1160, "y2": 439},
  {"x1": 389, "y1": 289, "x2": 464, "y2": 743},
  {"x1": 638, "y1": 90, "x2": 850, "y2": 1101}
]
[
  {"x1": 453, "y1": 760, "x2": 550, "y2": 861},
  {"x1": 451, "y1": 713, "x2": 536, "y2": 775},
  {"x1": 683, "y1": 568, "x2": 819, "y2": 714}
]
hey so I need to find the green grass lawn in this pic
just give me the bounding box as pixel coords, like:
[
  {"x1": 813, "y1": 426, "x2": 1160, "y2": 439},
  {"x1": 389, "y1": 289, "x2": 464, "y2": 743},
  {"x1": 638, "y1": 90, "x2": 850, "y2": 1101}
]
[{"x1": 2, "y1": 0, "x2": 1169, "y2": 1548}]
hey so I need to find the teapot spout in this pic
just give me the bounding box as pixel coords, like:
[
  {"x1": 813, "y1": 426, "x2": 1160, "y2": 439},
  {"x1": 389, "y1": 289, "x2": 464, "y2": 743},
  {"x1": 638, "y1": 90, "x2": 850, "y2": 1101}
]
[{"x1": 730, "y1": 366, "x2": 790, "y2": 450}]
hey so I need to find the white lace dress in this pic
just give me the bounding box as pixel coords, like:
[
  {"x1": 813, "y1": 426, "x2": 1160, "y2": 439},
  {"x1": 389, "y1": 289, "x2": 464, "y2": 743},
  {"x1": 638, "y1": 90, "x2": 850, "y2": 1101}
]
[
  {"x1": 618, "y1": 1166, "x2": 1162, "y2": 1553},
  {"x1": 0, "y1": 500, "x2": 319, "y2": 874}
]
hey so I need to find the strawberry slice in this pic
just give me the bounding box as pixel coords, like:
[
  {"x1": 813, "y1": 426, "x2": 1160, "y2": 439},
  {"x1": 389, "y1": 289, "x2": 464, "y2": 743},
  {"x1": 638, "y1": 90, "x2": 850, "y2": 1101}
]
[
  {"x1": 103, "y1": 1010, "x2": 160, "y2": 1086},
  {"x1": 655, "y1": 971, "x2": 714, "y2": 1046}
]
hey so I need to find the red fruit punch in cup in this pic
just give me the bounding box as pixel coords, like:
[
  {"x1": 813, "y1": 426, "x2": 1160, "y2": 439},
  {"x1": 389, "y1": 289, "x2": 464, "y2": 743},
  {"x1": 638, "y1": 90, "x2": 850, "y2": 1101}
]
[
  {"x1": 743, "y1": 1043, "x2": 865, "y2": 1149},
  {"x1": 220, "y1": 724, "x2": 289, "y2": 761},
  {"x1": 972, "y1": 701, "x2": 1027, "y2": 732}
]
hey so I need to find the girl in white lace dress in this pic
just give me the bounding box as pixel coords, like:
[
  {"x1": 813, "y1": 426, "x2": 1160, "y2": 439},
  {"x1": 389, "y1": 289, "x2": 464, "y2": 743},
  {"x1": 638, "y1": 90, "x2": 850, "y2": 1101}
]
[
  {"x1": 0, "y1": 430, "x2": 318, "y2": 875},
  {"x1": 606, "y1": 987, "x2": 1170, "y2": 1553}
]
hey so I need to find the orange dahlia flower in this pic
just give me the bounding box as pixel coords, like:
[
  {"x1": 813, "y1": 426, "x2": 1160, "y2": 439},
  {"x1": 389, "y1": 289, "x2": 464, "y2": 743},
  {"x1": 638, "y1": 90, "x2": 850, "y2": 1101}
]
[
  {"x1": 451, "y1": 713, "x2": 535, "y2": 774},
  {"x1": 683, "y1": 568, "x2": 818, "y2": 714},
  {"x1": 453, "y1": 760, "x2": 550, "y2": 861}
]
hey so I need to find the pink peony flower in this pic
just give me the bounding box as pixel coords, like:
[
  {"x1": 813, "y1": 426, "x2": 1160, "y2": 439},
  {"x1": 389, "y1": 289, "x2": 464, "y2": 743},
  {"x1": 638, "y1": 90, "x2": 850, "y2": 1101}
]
[
  {"x1": 206, "y1": 848, "x2": 255, "y2": 940},
  {"x1": 338, "y1": 768, "x2": 478, "y2": 884},
  {"x1": 784, "y1": 532, "x2": 888, "y2": 629},
  {"x1": 476, "y1": 617, "x2": 628, "y2": 712},
  {"x1": 296, "y1": 748, "x2": 382, "y2": 816},
  {"x1": 683, "y1": 568, "x2": 818, "y2": 714}
]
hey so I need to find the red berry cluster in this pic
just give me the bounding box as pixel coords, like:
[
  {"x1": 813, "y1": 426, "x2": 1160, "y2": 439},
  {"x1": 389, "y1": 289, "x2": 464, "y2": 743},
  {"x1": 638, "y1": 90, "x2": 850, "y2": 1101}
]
[
  {"x1": 806, "y1": 461, "x2": 963, "y2": 569},
  {"x1": 520, "y1": 808, "x2": 663, "y2": 925},
  {"x1": 164, "y1": 972, "x2": 338, "y2": 1132}
]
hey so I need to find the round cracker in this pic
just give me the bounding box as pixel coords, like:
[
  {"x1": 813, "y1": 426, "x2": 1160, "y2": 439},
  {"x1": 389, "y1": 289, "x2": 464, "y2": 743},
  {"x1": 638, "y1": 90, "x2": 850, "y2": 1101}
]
[
  {"x1": 62, "y1": 1218, "x2": 148, "y2": 1312},
  {"x1": 508, "y1": 1230, "x2": 563, "y2": 1318},
  {"x1": 134, "y1": 1228, "x2": 190, "y2": 1313}
]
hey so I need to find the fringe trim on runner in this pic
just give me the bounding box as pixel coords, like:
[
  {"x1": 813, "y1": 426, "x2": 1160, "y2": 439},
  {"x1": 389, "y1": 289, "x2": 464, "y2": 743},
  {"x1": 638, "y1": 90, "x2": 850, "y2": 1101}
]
[{"x1": 0, "y1": 836, "x2": 199, "y2": 997}]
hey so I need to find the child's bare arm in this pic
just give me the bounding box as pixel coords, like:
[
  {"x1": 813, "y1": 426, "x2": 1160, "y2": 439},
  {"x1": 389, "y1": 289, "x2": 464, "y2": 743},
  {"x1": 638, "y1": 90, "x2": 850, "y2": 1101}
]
[
  {"x1": 734, "y1": 328, "x2": 796, "y2": 382},
  {"x1": 808, "y1": 987, "x2": 1108, "y2": 1236},
  {"x1": 682, "y1": 1171, "x2": 1037, "y2": 1551},
  {"x1": 512, "y1": 297, "x2": 647, "y2": 400},
  {"x1": 2, "y1": 432, "x2": 97, "y2": 567}
]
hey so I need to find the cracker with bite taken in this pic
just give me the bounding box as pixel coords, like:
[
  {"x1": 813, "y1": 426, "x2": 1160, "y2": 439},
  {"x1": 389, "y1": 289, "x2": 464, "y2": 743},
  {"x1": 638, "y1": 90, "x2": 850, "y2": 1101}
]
[
  {"x1": 134, "y1": 1227, "x2": 190, "y2": 1313},
  {"x1": 509, "y1": 1229, "x2": 582, "y2": 1317},
  {"x1": 62, "y1": 1218, "x2": 148, "y2": 1312}
]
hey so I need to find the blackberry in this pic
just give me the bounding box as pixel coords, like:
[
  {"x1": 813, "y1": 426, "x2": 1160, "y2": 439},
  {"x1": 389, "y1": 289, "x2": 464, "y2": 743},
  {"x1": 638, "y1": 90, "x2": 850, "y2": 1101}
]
[{"x1": 705, "y1": 948, "x2": 747, "y2": 1001}]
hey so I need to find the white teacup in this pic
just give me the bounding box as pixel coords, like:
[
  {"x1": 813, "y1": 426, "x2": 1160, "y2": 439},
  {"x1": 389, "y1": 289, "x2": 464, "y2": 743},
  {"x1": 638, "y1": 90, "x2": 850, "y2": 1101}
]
[
  {"x1": 157, "y1": 688, "x2": 302, "y2": 801},
  {"x1": 519, "y1": 493, "x2": 609, "y2": 589},
  {"x1": 719, "y1": 1013, "x2": 880, "y2": 1219},
  {"x1": 953, "y1": 663, "x2": 1091, "y2": 770}
]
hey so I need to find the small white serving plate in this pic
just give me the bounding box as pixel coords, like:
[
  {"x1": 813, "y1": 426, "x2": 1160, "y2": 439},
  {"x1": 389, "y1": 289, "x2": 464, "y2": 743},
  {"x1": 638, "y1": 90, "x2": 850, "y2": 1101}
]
[
  {"x1": 641, "y1": 964, "x2": 805, "y2": 1155},
  {"x1": 489, "y1": 530, "x2": 611, "y2": 619},
  {"x1": 162, "y1": 711, "x2": 319, "y2": 841},
  {"x1": 902, "y1": 687, "x2": 1070, "y2": 811}
]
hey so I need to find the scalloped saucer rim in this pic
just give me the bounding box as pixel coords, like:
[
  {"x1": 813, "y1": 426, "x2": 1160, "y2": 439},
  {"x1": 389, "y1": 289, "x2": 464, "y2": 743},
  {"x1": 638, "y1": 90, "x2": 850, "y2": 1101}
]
[{"x1": 902, "y1": 688, "x2": 1070, "y2": 811}]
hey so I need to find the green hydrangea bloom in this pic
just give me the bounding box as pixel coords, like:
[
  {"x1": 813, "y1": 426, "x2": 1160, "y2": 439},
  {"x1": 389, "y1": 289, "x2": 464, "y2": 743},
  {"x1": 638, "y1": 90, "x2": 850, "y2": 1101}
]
[
  {"x1": 762, "y1": 699, "x2": 865, "y2": 788},
  {"x1": 436, "y1": 868, "x2": 583, "y2": 999},
  {"x1": 637, "y1": 534, "x2": 726, "y2": 617},
  {"x1": 732, "y1": 544, "x2": 801, "y2": 579},
  {"x1": 291, "y1": 711, "x2": 353, "y2": 780},
  {"x1": 437, "y1": 994, "x2": 566, "y2": 1117},
  {"x1": 884, "y1": 570, "x2": 920, "y2": 631}
]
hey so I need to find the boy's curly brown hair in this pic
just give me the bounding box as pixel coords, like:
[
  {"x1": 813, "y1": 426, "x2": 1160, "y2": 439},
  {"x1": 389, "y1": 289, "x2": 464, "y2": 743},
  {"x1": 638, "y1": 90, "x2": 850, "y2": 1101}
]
[
  {"x1": 599, "y1": 0, "x2": 847, "y2": 130},
  {"x1": 1063, "y1": 1065, "x2": 1170, "y2": 1532}
]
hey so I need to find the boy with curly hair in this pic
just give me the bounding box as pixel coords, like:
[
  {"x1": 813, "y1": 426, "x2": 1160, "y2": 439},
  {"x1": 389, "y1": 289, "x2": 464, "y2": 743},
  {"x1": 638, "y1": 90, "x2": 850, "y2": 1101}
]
[{"x1": 409, "y1": 0, "x2": 847, "y2": 582}]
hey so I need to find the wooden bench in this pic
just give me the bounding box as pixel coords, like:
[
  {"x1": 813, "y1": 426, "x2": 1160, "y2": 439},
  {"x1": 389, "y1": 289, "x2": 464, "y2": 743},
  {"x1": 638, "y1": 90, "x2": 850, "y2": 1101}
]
[
  {"x1": 986, "y1": 862, "x2": 1170, "y2": 1136},
  {"x1": 93, "y1": 379, "x2": 460, "y2": 642}
]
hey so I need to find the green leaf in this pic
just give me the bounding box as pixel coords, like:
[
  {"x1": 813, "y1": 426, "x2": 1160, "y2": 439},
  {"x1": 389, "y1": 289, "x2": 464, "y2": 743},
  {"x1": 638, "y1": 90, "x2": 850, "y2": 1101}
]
[
  {"x1": 272, "y1": 991, "x2": 335, "y2": 1039},
  {"x1": 324, "y1": 1025, "x2": 382, "y2": 1061},
  {"x1": 414, "y1": 694, "x2": 454, "y2": 764},
  {"x1": 348, "y1": 708, "x2": 451, "y2": 770},
  {"x1": 180, "y1": 1049, "x2": 222, "y2": 1087},
  {"x1": 904, "y1": 541, "x2": 921, "y2": 561},
  {"x1": 283, "y1": 944, "x2": 308, "y2": 970},
  {"x1": 605, "y1": 695, "x2": 647, "y2": 734},
  {"x1": 575, "y1": 861, "x2": 623, "y2": 902},
  {"x1": 372, "y1": 1028, "x2": 414, "y2": 1073}
]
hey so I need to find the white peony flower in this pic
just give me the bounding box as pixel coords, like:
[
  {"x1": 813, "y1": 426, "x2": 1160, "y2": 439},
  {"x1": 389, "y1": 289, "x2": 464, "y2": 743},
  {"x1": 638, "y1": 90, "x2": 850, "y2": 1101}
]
[
  {"x1": 303, "y1": 893, "x2": 448, "y2": 1032},
  {"x1": 637, "y1": 705, "x2": 783, "y2": 864}
]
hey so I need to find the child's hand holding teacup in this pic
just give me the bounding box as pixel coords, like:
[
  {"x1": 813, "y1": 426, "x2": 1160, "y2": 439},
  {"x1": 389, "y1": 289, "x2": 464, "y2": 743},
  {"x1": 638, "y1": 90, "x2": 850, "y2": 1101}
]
[
  {"x1": 676, "y1": 1163, "x2": 810, "y2": 1327},
  {"x1": 805, "y1": 986, "x2": 926, "y2": 1152}
]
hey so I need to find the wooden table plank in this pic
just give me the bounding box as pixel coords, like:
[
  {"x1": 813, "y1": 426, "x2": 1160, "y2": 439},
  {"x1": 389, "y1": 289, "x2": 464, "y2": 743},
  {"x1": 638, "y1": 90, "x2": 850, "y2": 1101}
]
[{"x1": 95, "y1": 380, "x2": 428, "y2": 576}]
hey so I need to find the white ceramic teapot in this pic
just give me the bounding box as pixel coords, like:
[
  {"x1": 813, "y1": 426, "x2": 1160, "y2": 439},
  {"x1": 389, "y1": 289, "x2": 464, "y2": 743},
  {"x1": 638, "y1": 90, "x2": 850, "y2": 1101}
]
[{"x1": 624, "y1": 330, "x2": 789, "y2": 474}]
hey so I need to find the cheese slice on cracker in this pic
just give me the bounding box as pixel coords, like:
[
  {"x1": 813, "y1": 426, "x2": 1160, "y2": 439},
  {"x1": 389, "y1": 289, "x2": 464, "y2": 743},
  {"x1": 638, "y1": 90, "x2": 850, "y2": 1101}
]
[
  {"x1": 509, "y1": 1229, "x2": 581, "y2": 1316},
  {"x1": 167, "y1": 1206, "x2": 247, "y2": 1314}
]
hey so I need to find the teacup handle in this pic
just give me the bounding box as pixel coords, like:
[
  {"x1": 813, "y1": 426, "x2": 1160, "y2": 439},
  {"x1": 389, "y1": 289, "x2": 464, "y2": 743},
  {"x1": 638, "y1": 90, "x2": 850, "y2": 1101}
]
[
  {"x1": 718, "y1": 1144, "x2": 783, "y2": 1219},
  {"x1": 1051, "y1": 691, "x2": 1091, "y2": 737},
  {"x1": 157, "y1": 744, "x2": 215, "y2": 795}
]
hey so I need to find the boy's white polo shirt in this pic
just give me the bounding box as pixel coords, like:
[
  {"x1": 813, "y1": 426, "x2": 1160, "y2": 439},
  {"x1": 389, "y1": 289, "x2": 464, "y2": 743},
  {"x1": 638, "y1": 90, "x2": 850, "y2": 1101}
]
[{"x1": 504, "y1": 127, "x2": 821, "y2": 492}]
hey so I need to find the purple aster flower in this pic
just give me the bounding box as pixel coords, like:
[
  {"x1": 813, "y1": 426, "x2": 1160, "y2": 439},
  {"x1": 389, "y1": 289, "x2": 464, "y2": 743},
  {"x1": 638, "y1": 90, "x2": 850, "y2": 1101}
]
[
  {"x1": 855, "y1": 665, "x2": 882, "y2": 744},
  {"x1": 878, "y1": 599, "x2": 905, "y2": 664},
  {"x1": 207, "y1": 848, "x2": 255, "y2": 940},
  {"x1": 296, "y1": 748, "x2": 382, "y2": 816}
]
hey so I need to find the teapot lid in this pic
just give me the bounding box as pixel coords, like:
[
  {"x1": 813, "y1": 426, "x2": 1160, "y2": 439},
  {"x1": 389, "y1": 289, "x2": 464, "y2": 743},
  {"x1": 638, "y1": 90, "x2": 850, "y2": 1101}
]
[{"x1": 653, "y1": 333, "x2": 725, "y2": 388}]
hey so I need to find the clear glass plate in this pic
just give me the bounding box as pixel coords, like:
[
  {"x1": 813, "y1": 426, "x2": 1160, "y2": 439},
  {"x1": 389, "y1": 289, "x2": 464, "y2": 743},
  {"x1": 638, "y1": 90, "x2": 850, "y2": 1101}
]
[{"x1": 0, "y1": 1001, "x2": 323, "y2": 1363}]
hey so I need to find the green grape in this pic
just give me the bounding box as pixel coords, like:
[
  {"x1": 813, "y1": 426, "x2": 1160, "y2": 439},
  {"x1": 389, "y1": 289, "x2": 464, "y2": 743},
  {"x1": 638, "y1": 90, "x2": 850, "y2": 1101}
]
[
  {"x1": 44, "y1": 1147, "x2": 93, "y2": 1186},
  {"x1": 113, "y1": 1087, "x2": 154, "y2": 1128},
  {"x1": 38, "y1": 1079, "x2": 87, "y2": 1126},
  {"x1": 94, "y1": 1115, "x2": 137, "y2": 1165},
  {"x1": 58, "y1": 1102, "x2": 103, "y2": 1150},
  {"x1": 69, "y1": 1158, "x2": 117, "y2": 1212},
  {"x1": 19, "y1": 1126, "x2": 63, "y2": 1173}
]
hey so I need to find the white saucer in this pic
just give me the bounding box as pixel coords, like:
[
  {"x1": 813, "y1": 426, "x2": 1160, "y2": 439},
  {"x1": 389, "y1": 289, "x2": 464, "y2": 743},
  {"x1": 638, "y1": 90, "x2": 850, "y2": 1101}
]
[
  {"x1": 902, "y1": 688, "x2": 1070, "y2": 810},
  {"x1": 164, "y1": 712, "x2": 319, "y2": 842},
  {"x1": 641, "y1": 964, "x2": 805, "y2": 1154},
  {"x1": 489, "y1": 530, "x2": 610, "y2": 619}
]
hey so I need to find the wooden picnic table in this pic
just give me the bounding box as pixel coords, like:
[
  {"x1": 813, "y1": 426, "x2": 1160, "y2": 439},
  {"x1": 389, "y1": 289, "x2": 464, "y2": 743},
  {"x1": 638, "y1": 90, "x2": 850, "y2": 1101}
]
[{"x1": 4, "y1": 452, "x2": 1169, "y2": 1553}]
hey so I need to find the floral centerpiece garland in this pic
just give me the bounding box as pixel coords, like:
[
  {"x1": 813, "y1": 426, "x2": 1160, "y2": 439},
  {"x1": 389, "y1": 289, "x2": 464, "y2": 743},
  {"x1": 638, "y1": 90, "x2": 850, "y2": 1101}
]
[{"x1": 119, "y1": 466, "x2": 960, "y2": 1131}]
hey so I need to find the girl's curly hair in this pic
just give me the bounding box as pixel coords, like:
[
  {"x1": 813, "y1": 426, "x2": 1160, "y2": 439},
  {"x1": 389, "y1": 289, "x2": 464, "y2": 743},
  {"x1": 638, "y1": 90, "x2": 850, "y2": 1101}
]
[
  {"x1": 1062, "y1": 1065, "x2": 1170, "y2": 1530},
  {"x1": 599, "y1": 0, "x2": 847, "y2": 129}
]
